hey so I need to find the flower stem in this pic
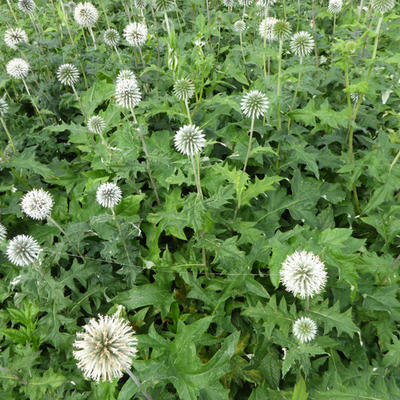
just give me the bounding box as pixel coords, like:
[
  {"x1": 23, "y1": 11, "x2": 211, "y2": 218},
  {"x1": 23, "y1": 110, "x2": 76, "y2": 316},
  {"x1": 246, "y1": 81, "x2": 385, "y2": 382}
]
[
  {"x1": 0, "y1": 117, "x2": 17, "y2": 153},
  {"x1": 184, "y1": 99, "x2": 192, "y2": 124},
  {"x1": 276, "y1": 40, "x2": 283, "y2": 131},
  {"x1": 239, "y1": 33, "x2": 246, "y2": 65},
  {"x1": 130, "y1": 109, "x2": 161, "y2": 206},
  {"x1": 191, "y1": 155, "x2": 203, "y2": 197},
  {"x1": 125, "y1": 369, "x2": 152, "y2": 400},
  {"x1": 111, "y1": 207, "x2": 132, "y2": 266},
  {"x1": 88, "y1": 26, "x2": 96, "y2": 49},
  {"x1": 22, "y1": 78, "x2": 44, "y2": 125}
]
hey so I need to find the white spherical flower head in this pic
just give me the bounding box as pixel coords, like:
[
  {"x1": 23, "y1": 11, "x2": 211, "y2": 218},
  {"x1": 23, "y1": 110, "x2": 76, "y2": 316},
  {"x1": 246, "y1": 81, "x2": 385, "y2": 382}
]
[
  {"x1": 257, "y1": 0, "x2": 277, "y2": 7},
  {"x1": 73, "y1": 314, "x2": 138, "y2": 382},
  {"x1": 273, "y1": 20, "x2": 292, "y2": 41},
  {"x1": 4, "y1": 28, "x2": 28, "y2": 50},
  {"x1": 154, "y1": 0, "x2": 175, "y2": 12},
  {"x1": 223, "y1": 0, "x2": 234, "y2": 8},
  {"x1": 21, "y1": 188, "x2": 53, "y2": 220},
  {"x1": 174, "y1": 124, "x2": 206, "y2": 156},
  {"x1": 371, "y1": 0, "x2": 395, "y2": 13},
  {"x1": 103, "y1": 28, "x2": 120, "y2": 47},
  {"x1": 123, "y1": 22, "x2": 148, "y2": 47},
  {"x1": 74, "y1": 2, "x2": 99, "y2": 27},
  {"x1": 241, "y1": 90, "x2": 269, "y2": 119},
  {"x1": 115, "y1": 79, "x2": 141, "y2": 109},
  {"x1": 173, "y1": 78, "x2": 195, "y2": 101},
  {"x1": 88, "y1": 116, "x2": 106, "y2": 134},
  {"x1": 96, "y1": 182, "x2": 122, "y2": 208},
  {"x1": 116, "y1": 70, "x2": 137, "y2": 85},
  {"x1": 290, "y1": 31, "x2": 314, "y2": 58},
  {"x1": 0, "y1": 98, "x2": 8, "y2": 117},
  {"x1": 293, "y1": 317, "x2": 317, "y2": 343},
  {"x1": 7, "y1": 235, "x2": 41, "y2": 266},
  {"x1": 6, "y1": 58, "x2": 30, "y2": 80},
  {"x1": 238, "y1": 0, "x2": 253, "y2": 5},
  {"x1": 18, "y1": 0, "x2": 36, "y2": 14},
  {"x1": 134, "y1": 0, "x2": 146, "y2": 10},
  {"x1": 0, "y1": 223, "x2": 7, "y2": 241},
  {"x1": 328, "y1": 0, "x2": 342, "y2": 14},
  {"x1": 233, "y1": 20, "x2": 246, "y2": 34},
  {"x1": 280, "y1": 250, "x2": 327, "y2": 299},
  {"x1": 259, "y1": 17, "x2": 278, "y2": 41},
  {"x1": 57, "y1": 64, "x2": 80, "y2": 86}
]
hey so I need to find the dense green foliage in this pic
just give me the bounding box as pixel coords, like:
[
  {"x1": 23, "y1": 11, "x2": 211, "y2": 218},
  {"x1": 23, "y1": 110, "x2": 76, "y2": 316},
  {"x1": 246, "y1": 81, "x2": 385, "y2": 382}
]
[{"x1": 1, "y1": 0, "x2": 400, "y2": 398}]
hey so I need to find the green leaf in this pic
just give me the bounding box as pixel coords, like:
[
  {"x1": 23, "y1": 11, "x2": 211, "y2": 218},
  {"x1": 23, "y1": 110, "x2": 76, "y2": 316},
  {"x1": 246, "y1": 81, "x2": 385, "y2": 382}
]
[
  {"x1": 240, "y1": 176, "x2": 283, "y2": 207},
  {"x1": 292, "y1": 375, "x2": 308, "y2": 400}
]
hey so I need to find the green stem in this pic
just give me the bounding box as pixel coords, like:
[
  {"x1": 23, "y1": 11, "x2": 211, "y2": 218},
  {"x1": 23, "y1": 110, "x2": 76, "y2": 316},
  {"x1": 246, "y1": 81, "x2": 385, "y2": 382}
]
[
  {"x1": 191, "y1": 155, "x2": 202, "y2": 197},
  {"x1": 0, "y1": 117, "x2": 17, "y2": 153},
  {"x1": 184, "y1": 99, "x2": 192, "y2": 124},
  {"x1": 240, "y1": 33, "x2": 246, "y2": 65},
  {"x1": 22, "y1": 78, "x2": 44, "y2": 125},
  {"x1": 88, "y1": 26, "x2": 96, "y2": 49},
  {"x1": 277, "y1": 40, "x2": 283, "y2": 131},
  {"x1": 333, "y1": 14, "x2": 336, "y2": 35},
  {"x1": 98, "y1": 0, "x2": 110, "y2": 28},
  {"x1": 287, "y1": 67, "x2": 303, "y2": 133},
  {"x1": 125, "y1": 369, "x2": 152, "y2": 400},
  {"x1": 6, "y1": 0, "x2": 18, "y2": 24}
]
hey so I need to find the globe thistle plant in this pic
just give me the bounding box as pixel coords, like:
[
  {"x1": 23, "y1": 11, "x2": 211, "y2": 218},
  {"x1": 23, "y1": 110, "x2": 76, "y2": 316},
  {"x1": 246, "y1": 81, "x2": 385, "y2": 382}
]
[
  {"x1": 173, "y1": 78, "x2": 195, "y2": 102},
  {"x1": 21, "y1": 188, "x2": 53, "y2": 220},
  {"x1": 96, "y1": 183, "x2": 122, "y2": 208},
  {"x1": 74, "y1": 2, "x2": 99, "y2": 48},
  {"x1": 240, "y1": 90, "x2": 269, "y2": 119},
  {"x1": 4, "y1": 28, "x2": 28, "y2": 50},
  {"x1": 6, "y1": 58, "x2": 30, "y2": 80},
  {"x1": 18, "y1": 0, "x2": 36, "y2": 14},
  {"x1": 88, "y1": 116, "x2": 106, "y2": 135},
  {"x1": 280, "y1": 250, "x2": 327, "y2": 300},
  {"x1": 6, "y1": 234, "x2": 41, "y2": 266},
  {"x1": 328, "y1": 0, "x2": 342, "y2": 14},
  {"x1": 223, "y1": 0, "x2": 234, "y2": 11},
  {"x1": 73, "y1": 314, "x2": 138, "y2": 382},
  {"x1": 293, "y1": 317, "x2": 317, "y2": 343},
  {"x1": 116, "y1": 70, "x2": 137, "y2": 85},
  {"x1": 233, "y1": 20, "x2": 246, "y2": 34},
  {"x1": 174, "y1": 125, "x2": 205, "y2": 196},
  {"x1": 123, "y1": 22, "x2": 148, "y2": 48},
  {"x1": 0, "y1": 97, "x2": 8, "y2": 117},
  {"x1": 154, "y1": 0, "x2": 175, "y2": 12},
  {"x1": 57, "y1": 63, "x2": 80, "y2": 87},
  {"x1": 115, "y1": 79, "x2": 142, "y2": 109},
  {"x1": 103, "y1": 28, "x2": 120, "y2": 47},
  {"x1": 0, "y1": 96, "x2": 16, "y2": 153},
  {"x1": 259, "y1": 17, "x2": 277, "y2": 41},
  {"x1": 371, "y1": 0, "x2": 395, "y2": 13},
  {"x1": 273, "y1": 20, "x2": 292, "y2": 41},
  {"x1": 290, "y1": 31, "x2": 314, "y2": 59},
  {"x1": 74, "y1": 2, "x2": 98, "y2": 27},
  {"x1": 0, "y1": 223, "x2": 7, "y2": 242}
]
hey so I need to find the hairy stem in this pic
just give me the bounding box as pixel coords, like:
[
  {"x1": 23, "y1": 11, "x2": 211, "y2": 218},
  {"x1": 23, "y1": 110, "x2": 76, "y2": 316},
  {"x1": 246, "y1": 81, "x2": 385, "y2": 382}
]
[
  {"x1": 125, "y1": 369, "x2": 152, "y2": 400},
  {"x1": 0, "y1": 117, "x2": 17, "y2": 153}
]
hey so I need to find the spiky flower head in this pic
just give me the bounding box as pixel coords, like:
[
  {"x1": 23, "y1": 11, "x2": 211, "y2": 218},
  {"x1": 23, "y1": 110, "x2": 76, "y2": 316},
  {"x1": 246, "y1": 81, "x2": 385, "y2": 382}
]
[
  {"x1": 293, "y1": 317, "x2": 317, "y2": 343},
  {"x1": 273, "y1": 20, "x2": 292, "y2": 41},
  {"x1": 6, "y1": 58, "x2": 30, "y2": 80},
  {"x1": 256, "y1": 0, "x2": 277, "y2": 7},
  {"x1": 18, "y1": 0, "x2": 36, "y2": 14},
  {"x1": 290, "y1": 31, "x2": 314, "y2": 58},
  {"x1": 259, "y1": 17, "x2": 277, "y2": 41},
  {"x1": 223, "y1": 0, "x2": 235, "y2": 8},
  {"x1": 63, "y1": 1, "x2": 76, "y2": 14},
  {"x1": 371, "y1": 0, "x2": 395, "y2": 13},
  {"x1": 154, "y1": 0, "x2": 175, "y2": 12},
  {"x1": 328, "y1": 0, "x2": 342, "y2": 14},
  {"x1": 123, "y1": 22, "x2": 148, "y2": 47},
  {"x1": 6, "y1": 235, "x2": 41, "y2": 266},
  {"x1": 241, "y1": 90, "x2": 269, "y2": 119},
  {"x1": 350, "y1": 92, "x2": 364, "y2": 104},
  {"x1": 174, "y1": 124, "x2": 206, "y2": 156},
  {"x1": 88, "y1": 116, "x2": 106, "y2": 134},
  {"x1": 134, "y1": 0, "x2": 147, "y2": 10},
  {"x1": 21, "y1": 188, "x2": 53, "y2": 220},
  {"x1": 96, "y1": 182, "x2": 122, "y2": 208},
  {"x1": 280, "y1": 250, "x2": 327, "y2": 299},
  {"x1": 74, "y1": 2, "x2": 99, "y2": 27},
  {"x1": 238, "y1": 0, "x2": 253, "y2": 6},
  {"x1": 233, "y1": 20, "x2": 246, "y2": 34},
  {"x1": 57, "y1": 64, "x2": 80, "y2": 86},
  {"x1": 0, "y1": 223, "x2": 7, "y2": 241},
  {"x1": 115, "y1": 79, "x2": 141, "y2": 109},
  {"x1": 173, "y1": 78, "x2": 195, "y2": 101},
  {"x1": 116, "y1": 70, "x2": 137, "y2": 85},
  {"x1": 4, "y1": 28, "x2": 28, "y2": 50},
  {"x1": 103, "y1": 28, "x2": 120, "y2": 47},
  {"x1": 0, "y1": 97, "x2": 8, "y2": 117},
  {"x1": 73, "y1": 314, "x2": 138, "y2": 382}
]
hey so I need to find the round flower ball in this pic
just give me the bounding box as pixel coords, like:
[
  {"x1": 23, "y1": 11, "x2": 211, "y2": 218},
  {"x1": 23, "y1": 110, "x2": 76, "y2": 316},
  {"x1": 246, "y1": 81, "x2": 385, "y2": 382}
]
[
  {"x1": 290, "y1": 31, "x2": 314, "y2": 58},
  {"x1": 103, "y1": 28, "x2": 120, "y2": 47},
  {"x1": 96, "y1": 182, "x2": 122, "y2": 208},
  {"x1": 273, "y1": 20, "x2": 292, "y2": 41},
  {"x1": 328, "y1": 0, "x2": 343, "y2": 14},
  {"x1": 174, "y1": 124, "x2": 206, "y2": 157},
  {"x1": 123, "y1": 22, "x2": 148, "y2": 47},
  {"x1": 57, "y1": 64, "x2": 80, "y2": 86},
  {"x1": 241, "y1": 90, "x2": 269, "y2": 119},
  {"x1": 116, "y1": 70, "x2": 137, "y2": 85},
  {"x1": 233, "y1": 20, "x2": 246, "y2": 34},
  {"x1": 21, "y1": 188, "x2": 53, "y2": 220},
  {"x1": 6, "y1": 58, "x2": 30, "y2": 80},
  {"x1": 280, "y1": 250, "x2": 327, "y2": 299},
  {"x1": 4, "y1": 28, "x2": 28, "y2": 50},
  {"x1": 7, "y1": 235, "x2": 41, "y2": 266},
  {"x1": 88, "y1": 116, "x2": 106, "y2": 135},
  {"x1": 0, "y1": 223, "x2": 7, "y2": 242},
  {"x1": 73, "y1": 314, "x2": 138, "y2": 382},
  {"x1": 115, "y1": 78, "x2": 141, "y2": 109},
  {"x1": 18, "y1": 0, "x2": 36, "y2": 14},
  {"x1": 173, "y1": 78, "x2": 195, "y2": 102},
  {"x1": 293, "y1": 317, "x2": 317, "y2": 343},
  {"x1": 259, "y1": 17, "x2": 277, "y2": 41},
  {"x1": 74, "y1": 2, "x2": 99, "y2": 28},
  {"x1": 371, "y1": 0, "x2": 395, "y2": 13}
]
